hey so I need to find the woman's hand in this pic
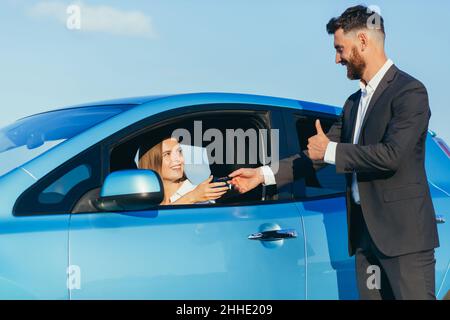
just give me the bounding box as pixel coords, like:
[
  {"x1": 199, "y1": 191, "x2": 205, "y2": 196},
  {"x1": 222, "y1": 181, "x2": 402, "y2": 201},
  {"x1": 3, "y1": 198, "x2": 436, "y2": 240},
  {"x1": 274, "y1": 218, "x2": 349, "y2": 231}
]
[{"x1": 186, "y1": 176, "x2": 229, "y2": 203}]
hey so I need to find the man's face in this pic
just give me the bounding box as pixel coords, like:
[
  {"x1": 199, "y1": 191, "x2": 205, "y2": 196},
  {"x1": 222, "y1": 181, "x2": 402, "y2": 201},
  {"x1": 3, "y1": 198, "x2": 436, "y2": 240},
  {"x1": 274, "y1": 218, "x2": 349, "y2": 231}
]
[{"x1": 333, "y1": 28, "x2": 366, "y2": 80}]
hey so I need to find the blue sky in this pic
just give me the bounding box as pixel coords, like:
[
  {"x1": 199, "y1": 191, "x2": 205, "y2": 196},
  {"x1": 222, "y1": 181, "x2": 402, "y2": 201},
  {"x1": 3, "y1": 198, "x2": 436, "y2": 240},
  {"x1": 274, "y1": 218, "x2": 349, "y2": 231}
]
[{"x1": 1, "y1": 0, "x2": 449, "y2": 143}]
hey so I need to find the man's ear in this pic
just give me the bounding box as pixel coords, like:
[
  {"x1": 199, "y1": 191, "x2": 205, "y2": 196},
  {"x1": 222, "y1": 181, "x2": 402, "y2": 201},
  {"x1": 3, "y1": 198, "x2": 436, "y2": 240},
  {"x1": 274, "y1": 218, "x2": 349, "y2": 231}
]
[{"x1": 357, "y1": 31, "x2": 369, "y2": 51}]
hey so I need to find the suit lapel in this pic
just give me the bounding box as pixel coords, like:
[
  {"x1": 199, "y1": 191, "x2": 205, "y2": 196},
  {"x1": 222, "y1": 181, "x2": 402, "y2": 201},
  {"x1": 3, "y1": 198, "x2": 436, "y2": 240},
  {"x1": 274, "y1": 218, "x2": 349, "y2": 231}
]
[{"x1": 358, "y1": 65, "x2": 398, "y2": 141}]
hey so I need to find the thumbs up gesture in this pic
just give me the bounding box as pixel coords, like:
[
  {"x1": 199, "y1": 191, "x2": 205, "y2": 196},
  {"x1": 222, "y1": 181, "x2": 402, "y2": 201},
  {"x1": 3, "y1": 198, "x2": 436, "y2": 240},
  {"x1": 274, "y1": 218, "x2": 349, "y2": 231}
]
[
  {"x1": 315, "y1": 119, "x2": 325, "y2": 136},
  {"x1": 307, "y1": 119, "x2": 330, "y2": 160}
]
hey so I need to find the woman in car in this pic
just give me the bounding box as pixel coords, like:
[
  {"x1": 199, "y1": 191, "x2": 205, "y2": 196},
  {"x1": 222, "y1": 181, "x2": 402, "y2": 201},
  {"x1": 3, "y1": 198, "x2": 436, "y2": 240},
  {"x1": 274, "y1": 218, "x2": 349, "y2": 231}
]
[{"x1": 138, "y1": 136, "x2": 229, "y2": 205}]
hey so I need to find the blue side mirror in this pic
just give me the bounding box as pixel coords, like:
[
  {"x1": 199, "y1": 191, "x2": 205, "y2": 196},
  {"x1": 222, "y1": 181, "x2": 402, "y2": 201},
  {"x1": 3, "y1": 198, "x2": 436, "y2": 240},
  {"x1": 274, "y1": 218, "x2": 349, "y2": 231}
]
[{"x1": 94, "y1": 169, "x2": 164, "y2": 212}]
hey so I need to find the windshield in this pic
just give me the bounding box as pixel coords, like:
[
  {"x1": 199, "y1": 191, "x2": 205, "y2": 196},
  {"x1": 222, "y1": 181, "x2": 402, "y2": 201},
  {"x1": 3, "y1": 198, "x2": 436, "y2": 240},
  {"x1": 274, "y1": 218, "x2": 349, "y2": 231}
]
[{"x1": 0, "y1": 105, "x2": 134, "y2": 177}]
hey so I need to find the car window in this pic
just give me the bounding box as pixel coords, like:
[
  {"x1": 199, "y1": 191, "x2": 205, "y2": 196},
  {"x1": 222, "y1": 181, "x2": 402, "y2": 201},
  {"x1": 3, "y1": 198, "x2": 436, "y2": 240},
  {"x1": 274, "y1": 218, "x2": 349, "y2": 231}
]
[
  {"x1": 38, "y1": 165, "x2": 91, "y2": 204},
  {"x1": 14, "y1": 145, "x2": 102, "y2": 216},
  {"x1": 108, "y1": 107, "x2": 282, "y2": 207},
  {"x1": 0, "y1": 105, "x2": 133, "y2": 177},
  {"x1": 293, "y1": 116, "x2": 346, "y2": 199}
]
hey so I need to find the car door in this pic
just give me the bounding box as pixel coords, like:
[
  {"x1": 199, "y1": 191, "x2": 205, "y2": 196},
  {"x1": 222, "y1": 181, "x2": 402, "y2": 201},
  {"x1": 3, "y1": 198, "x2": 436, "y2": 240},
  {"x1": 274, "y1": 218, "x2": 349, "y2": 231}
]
[
  {"x1": 425, "y1": 133, "x2": 450, "y2": 299},
  {"x1": 282, "y1": 108, "x2": 358, "y2": 300},
  {"x1": 68, "y1": 105, "x2": 306, "y2": 299},
  {"x1": 0, "y1": 105, "x2": 131, "y2": 299},
  {"x1": 0, "y1": 144, "x2": 106, "y2": 299}
]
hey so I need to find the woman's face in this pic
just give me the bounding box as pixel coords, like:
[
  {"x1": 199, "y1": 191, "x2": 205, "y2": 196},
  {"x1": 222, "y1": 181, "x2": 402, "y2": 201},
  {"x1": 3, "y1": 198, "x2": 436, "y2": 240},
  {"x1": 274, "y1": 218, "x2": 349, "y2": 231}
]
[{"x1": 160, "y1": 138, "x2": 185, "y2": 182}]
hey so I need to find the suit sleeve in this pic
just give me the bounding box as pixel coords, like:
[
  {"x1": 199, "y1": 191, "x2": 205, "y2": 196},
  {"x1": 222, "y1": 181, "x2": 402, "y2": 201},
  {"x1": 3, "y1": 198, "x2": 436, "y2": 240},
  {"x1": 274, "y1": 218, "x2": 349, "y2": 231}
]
[{"x1": 335, "y1": 81, "x2": 430, "y2": 174}]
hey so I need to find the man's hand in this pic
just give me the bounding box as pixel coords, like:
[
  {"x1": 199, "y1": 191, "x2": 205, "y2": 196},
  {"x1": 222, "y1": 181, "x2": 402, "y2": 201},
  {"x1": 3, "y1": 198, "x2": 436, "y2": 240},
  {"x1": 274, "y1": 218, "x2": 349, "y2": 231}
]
[
  {"x1": 228, "y1": 167, "x2": 264, "y2": 194},
  {"x1": 307, "y1": 119, "x2": 330, "y2": 160}
]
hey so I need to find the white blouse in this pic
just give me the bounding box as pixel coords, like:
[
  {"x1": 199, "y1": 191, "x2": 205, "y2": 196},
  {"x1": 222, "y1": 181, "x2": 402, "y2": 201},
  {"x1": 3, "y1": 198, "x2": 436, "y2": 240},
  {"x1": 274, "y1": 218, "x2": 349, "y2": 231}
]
[{"x1": 169, "y1": 179, "x2": 215, "y2": 204}]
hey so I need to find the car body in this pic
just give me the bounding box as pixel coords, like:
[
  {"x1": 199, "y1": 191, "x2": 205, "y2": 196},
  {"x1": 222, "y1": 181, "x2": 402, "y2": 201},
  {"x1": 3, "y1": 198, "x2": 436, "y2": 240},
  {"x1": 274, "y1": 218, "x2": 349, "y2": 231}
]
[{"x1": 0, "y1": 92, "x2": 449, "y2": 300}]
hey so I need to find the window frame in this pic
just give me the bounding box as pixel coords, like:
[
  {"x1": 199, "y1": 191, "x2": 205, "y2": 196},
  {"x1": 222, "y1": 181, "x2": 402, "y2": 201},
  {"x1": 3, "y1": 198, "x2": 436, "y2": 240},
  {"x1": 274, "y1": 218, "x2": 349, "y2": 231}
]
[
  {"x1": 100, "y1": 103, "x2": 291, "y2": 211},
  {"x1": 13, "y1": 102, "x2": 295, "y2": 216},
  {"x1": 282, "y1": 108, "x2": 347, "y2": 201}
]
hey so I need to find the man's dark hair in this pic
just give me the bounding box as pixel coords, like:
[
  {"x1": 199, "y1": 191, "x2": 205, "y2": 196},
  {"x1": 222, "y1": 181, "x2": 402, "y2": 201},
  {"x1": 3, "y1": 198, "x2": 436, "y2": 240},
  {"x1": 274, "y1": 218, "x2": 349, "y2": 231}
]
[{"x1": 326, "y1": 5, "x2": 385, "y2": 37}]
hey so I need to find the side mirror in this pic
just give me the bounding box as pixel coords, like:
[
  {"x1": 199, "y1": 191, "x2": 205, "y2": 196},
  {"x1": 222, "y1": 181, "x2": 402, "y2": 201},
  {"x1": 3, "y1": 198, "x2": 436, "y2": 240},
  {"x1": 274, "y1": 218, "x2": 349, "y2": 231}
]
[{"x1": 94, "y1": 169, "x2": 164, "y2": 212}]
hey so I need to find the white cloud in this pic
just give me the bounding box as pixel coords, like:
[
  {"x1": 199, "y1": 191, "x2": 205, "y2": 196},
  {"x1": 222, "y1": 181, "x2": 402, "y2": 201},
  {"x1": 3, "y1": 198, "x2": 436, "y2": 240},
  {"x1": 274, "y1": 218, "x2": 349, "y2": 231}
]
[{"x1": 27, "y1": 1, "x2": 156, "y2": 38}]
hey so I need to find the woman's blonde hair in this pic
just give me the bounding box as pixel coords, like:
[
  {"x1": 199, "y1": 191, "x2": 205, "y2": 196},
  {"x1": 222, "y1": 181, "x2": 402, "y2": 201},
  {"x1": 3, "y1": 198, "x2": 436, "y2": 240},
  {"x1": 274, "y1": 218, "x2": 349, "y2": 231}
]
[{"x1": 139, "y1": 140, "x2": 163, "y2": 174}]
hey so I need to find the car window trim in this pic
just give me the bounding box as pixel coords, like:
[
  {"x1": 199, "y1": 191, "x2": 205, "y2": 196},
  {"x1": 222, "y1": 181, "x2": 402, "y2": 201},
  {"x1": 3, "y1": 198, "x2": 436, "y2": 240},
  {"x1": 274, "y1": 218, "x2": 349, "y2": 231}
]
[{"x1": 71, "y1": 192, "x2": 347, "y2": 215}]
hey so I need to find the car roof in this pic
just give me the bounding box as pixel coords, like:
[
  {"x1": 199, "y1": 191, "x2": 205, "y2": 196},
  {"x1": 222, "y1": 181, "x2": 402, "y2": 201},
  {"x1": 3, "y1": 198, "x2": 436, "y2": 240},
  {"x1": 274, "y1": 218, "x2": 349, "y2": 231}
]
[
  {"x1": 22, "y1": 92, "x2": 342, "y2": 119},
  {"x1": 66, "y1": 94, "x2": 173, "y2": 108}
]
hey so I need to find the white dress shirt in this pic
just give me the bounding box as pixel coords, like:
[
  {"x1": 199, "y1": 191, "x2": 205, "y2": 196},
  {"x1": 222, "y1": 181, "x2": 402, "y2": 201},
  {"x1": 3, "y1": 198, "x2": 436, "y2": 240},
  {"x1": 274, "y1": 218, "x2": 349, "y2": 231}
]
[
  {"x1": 324, "y1": 59, "x2": 394, "y2": 204},
  {"x1": 261, "y1": 59, "x2": 394, "y2": 205}
]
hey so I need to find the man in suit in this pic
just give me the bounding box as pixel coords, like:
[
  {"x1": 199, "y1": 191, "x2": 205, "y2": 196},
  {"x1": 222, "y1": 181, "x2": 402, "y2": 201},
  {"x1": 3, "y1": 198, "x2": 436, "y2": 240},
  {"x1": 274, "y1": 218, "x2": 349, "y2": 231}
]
[{"x1": 229, "y1": 5, "x2": 439, "y2": 300}]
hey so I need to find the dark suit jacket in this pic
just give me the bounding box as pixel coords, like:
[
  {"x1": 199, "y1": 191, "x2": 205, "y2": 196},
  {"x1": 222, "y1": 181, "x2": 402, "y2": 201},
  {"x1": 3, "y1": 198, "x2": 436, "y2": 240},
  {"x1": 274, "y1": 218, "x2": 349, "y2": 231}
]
[{"x1": 276, "y1": 65, "x2": 440, "y2": 257}]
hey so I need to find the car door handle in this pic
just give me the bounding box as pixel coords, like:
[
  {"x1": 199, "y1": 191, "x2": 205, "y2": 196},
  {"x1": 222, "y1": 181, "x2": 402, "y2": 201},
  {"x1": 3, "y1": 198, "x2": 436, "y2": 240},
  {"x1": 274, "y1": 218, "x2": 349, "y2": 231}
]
[
  {"x1": 248, "y1": 228, "x2": 297, "y2": 241},
  {"x1": 436, "y1": 215, "x2": 446, "y2": 224}
]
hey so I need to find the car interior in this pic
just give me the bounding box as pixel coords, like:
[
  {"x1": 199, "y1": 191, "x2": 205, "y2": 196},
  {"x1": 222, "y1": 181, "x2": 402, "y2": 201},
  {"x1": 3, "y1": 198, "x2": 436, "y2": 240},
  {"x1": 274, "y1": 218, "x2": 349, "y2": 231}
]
[{"x1": 110, "y1": 112, "x2": 278, "y2": 204}]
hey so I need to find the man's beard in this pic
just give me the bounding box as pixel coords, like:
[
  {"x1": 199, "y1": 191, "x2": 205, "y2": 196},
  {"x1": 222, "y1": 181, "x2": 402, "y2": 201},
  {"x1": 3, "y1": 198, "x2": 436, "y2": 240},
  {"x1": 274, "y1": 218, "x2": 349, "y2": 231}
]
[{"x1": 343, "y1": 47, "x2": 366, "y2": 80}]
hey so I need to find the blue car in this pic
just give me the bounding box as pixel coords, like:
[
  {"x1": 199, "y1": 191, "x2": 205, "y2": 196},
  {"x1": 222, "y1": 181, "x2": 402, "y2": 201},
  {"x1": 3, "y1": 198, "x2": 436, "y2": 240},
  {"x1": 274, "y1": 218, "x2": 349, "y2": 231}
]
[{"x1": 0, "y1": 93, "x2": 449, "y2": 299}]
